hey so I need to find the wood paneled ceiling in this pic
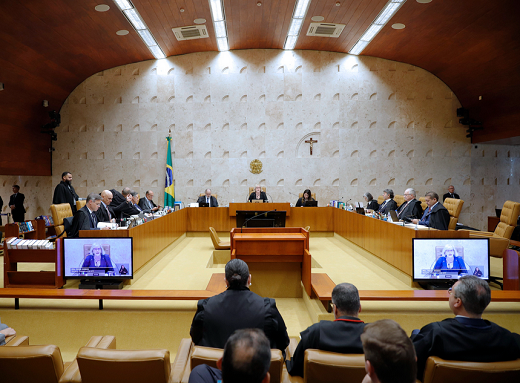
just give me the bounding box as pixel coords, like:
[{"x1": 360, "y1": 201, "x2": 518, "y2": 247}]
[{"x1": 1, "y1": 0, "x2": 519, "y2": 175}]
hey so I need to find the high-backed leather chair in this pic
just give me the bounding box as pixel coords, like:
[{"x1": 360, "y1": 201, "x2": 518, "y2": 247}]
[
  {"x1": 199, "y1": 193, "x2": 218, "y2": 199},
  {"x1": 77, "y1": 347, "x2": 172, "y2": 383},
  {"x1": 443, "y1": 198, "x2": 464, "y2": 230},
  {"x1": 172, "y1": 339, "x2": 288, "y2": 383},
  {"x1": 249, "y1": 186, "x2": 266, "y2": 194},
  {"x1": 377, "y1": 195, "x2": 384, "y2": 205},
  {"x1": 419, "y1": 197, "x2": 428, "y2": 211},
  {"x1": 394, "y1": 195, "x2": 405, "y2": 207},
  {"x1": 50, "y1": 203, "x2": 73, "y2": 237},
  {"x1": 4, "y1": 334, "x2": 29, "y2": 346},
  {"x1": 0, "y1": 335, "x2": 115, "y2": 383},
  {"x1": 76, "y1": 200, "x2": 86, "y2": 211},
  {"x1": 298, "y1": 193, "x2": 317, "y2": 201},
  {"x1": 421, "y1": 356, "x2": 520, "y2": 383},
  {"x1": 304, "y1": 350, "x2": 366, "y2": 383},
  {"x1": 209, "y1": 227, "x2": 230, "y2": 250}
]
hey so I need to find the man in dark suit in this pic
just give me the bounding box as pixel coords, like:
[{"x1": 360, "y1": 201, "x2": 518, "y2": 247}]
[
  {"x1": 96, "y1": 190, "x2": 116, "y2": 222},
  {"x1": 361, "y1": 320, "x2": 416, "y2": 383},
  {"x1": 112, "y1": 190, "x2": 142, "y2": 219},
  {"x1": 412, "y1": 276, "x2": 520, "y2": 379},
  {"x1": 377, "y1": 189, "x2": 397, "y2": 215},
  {"x1": 396, "y1": 188, "x2": 423, "y2": 220},
  {"x1": 412, "y1": 191, "x2": 450, "y2": 230},
  {"x1": 53, "y1": 171, "x2": 80, "y2": 214},
  {"x1": 287, "y1": 283, "x2": 367, "y2": 378},
  {"x1": 109, "y1": 187, "x2": 131, "y2": 209},
  {"x1": 9, "y1": 185, "x2": 25, "y2": 223},
  {"x1": 69, "y1": 193, "x2": 111, "y2": 237},
  {"x1": 190, "y1": 259, "x2": 289, "y2": 352},
  {"x1": 443, "y1": 185, "x2": 460, "y2": 202},
  {"x1": 139, "y1": 190, "x2": 159, "y2": 211},
  {"x1": 197, "y1": 189, "x2": 219, "y2": 207},
  {"x1": 248, "y1": 185, "x2": 268, "y2": 202}
]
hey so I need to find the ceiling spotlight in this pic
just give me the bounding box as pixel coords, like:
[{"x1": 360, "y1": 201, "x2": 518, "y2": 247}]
[
  {"x1": 116, "y1": 29, "x2": 129, "y2": 35},
  {"x1": 95, "y1": 4, "x2": 110, "y2": 12},
  {"x1": 336, "y1": 2, "x2": 341, "y2": 6},
  {"x1": 180, "y1": 8, "x2": 185, "y2": 12},
  {"x1": 257, "y1": 2, "x2": 262, "y2": 6},
  {"x1": 43, "y1": 100, "x2": 49, "y2": 107},
  {"x1": 0, "y1": 82, "x2": 4, "y2": 91},
  {"x1": 311, "y1": 16, "x2": 325, "y2": 22},
  {"x1": 392, "y1": 23, "x2": 405, "y2": 29},
  {"x1": 194, "y1": 18, "x2": 206, "y2": 24}
]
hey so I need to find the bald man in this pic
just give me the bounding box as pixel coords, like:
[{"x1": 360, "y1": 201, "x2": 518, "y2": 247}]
[{"x1": 95, "y1": 190, "x2": 116, "y2": 222}]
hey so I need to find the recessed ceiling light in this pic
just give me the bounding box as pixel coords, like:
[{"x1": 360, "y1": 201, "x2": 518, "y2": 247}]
[
  {"x1": 95, "y1": 4, "x2": 110, "y2": 12},
  {"x1": 257, "y1": 2, "x2": 262, "y2": 6},
  {"x1": 392, "y1": 23, "x2": 405, "y2": 29},
  {"x1": 116, "y1": 30, "x2": 129, "y2": 35},
  {"x1": 416, "y1": 0, "x2": 432, "y2": 3},
  {"x1": 180, "y1": 8, "x2": 185, "y2": 12},
  {"x1": 194, "y1": 18, "x2": 206, "y2": 24},
  {"x1": 311, "y1": 16, "x2": 324, "y2": 22},
  {"x1": 336, "y1": 2, "x2": 341, "y2": 6}
]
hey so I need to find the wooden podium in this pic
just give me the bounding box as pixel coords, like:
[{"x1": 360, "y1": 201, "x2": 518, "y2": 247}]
[{"x1": 230, "y1": 227, "x2": 311, "y2": 298}]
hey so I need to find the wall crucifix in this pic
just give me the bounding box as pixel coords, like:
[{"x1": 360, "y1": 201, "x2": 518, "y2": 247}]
[{"x1": 305, "y1": 137, "x2": 318, "y2": 155}]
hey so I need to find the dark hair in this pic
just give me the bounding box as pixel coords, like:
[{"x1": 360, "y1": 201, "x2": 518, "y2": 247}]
[
  {"x1": 86, "y1": 193, "x2": 102, "y2": 203},
  {"x1": 453, "y1": 275, "x2": 491, "y2": 315},
  {"x1": 303, "y1": 189, "x2": 312, "y2": 200},
  {"x1": 225, "y1": 259, "x2": 249, "y2": 288},
  {"x1": 331, "y1": 283, "x2": 360, "y2": 316},
  {"x1": 383, "y1": 189, "x2": 394, "y2": 199},
  {"x1": 425, "y1": 191, "x2": 439, "y2": 201},
  {"x1": 61, "y1": 171, "x2": 71, "y2": 179},
  {"x1": 13, "y1": 185, "x2": 20, "y2": 190},
  {"x1": 222, "y1": 329, "x2": 271, "y2": 383},
  {"x1": 122, "y1": 187, "x2": 131, "y2": 196},
  {"x1": 130, "y1": 190, "x2": 138, "y2": 197},
  {"x1": 364, "y1": 192, "x2": 373, "y2": 201},
  {"x1": 146, "y1": 190, "x2": 153, "y2": 195},
  {"x1": 361, "y1": 319, "x2": 416, "y2": 383}
]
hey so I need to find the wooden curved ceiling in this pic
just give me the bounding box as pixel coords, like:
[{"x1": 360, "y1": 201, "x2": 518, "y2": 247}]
[{"x1": 0, "y1": 0, "x2": 518, "y2": 175}]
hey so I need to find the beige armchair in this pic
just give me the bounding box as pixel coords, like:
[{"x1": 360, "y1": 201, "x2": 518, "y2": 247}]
[
  {"x1": 422, "y1": 356, "x2": 520, "y2": 383},
  {"x1": 249, "y1": 186, "x2": 266, "y2": 194},
  {"x1": 419, "y1": 197, "x2": 428, "y2": 211},
  {"x1": 50, "y1": 203, "x2": 73, "y2": 237},
  {"x1": 444, "y1": 198, "x2": 464, "y2": 230},
  {"x1": 199, "y1": 193, "x2": 218, "y2": 199},
  {"x1": 76, "y1": 200, "x2": 86, "y2": 211},
  {"x1": 209, "y1": 227, "x2": 230, "y2": 250},
  {"x1": 4, "y1": 334, "x2": 29, "y2": 346},
  {"x1": 394, "y1": 195, "x2": 405, "y2": 207},
  {"x1": 303, "y1": 349, "x2": 366, "y2": 383},
  {"x1": 298, "y1": 193, "x2": 317, "y2": 201}
]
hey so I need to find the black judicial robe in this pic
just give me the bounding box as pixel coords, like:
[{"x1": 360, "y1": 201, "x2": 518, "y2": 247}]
[
  {"x1": 397, "y1": 199, "x2": 423, "y2": 220},
  {"x1": 412, "y1": 317, "x2": 520, "y2": 379},
  {"x1": 190, "y1": 286, "x2": 289, "y2": 352},
  {"x1": 53, "y1": 181, "x2": 79, "y2": 214},
  {"x1": 287, "y1": 316, "x2": 366, "y2": 377},
  {"x1": 378, "y1": 199, "x2": 398, "y2": 215}
]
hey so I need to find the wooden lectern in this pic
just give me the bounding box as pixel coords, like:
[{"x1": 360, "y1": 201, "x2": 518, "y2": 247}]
[{"x1": 230, "y1": 227, "x2": 311, "y2": 298}]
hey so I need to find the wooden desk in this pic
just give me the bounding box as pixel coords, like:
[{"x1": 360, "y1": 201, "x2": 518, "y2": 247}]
[
  {"x1": 229, "y1": 203, "x2": 291, "y2": 216},
  {"x1": 230, "y1": 227, "x2": 311, "y2": 297}
]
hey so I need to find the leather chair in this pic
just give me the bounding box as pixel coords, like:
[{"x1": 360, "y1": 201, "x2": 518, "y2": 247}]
[
  {"x1": 198, "y1": 193, "x2": 218, "y2": 199},
  {"x1": 394, "y1": 195, "x2": 405, "y2": 207},
  {"x1": 249, "y1": 186, "x2": 267, "y2": 195},
  {"x1": 172, "y1": 341, "x2": 286, "y2": 383},
  {"x1": 0, "y1": 335, "x2": 115, "y2": 383},
  {"x1": 421, "y1": 356, "x2": 520, "y2": 383},
  {"x1": 443, "y1": 198, "x2": 464, "y2": 230},
  {"x1": 77, "y1": 347, "x2": 172, "y2": 383},
  {"x1": 4, "y1": 334, "x2": 29, "y2": 346},
  {"x1": 304, "y1": 349, "x2": 366, "y2": 383},
  {"x1": 298, "y1": 193, "x2": 317, "y2": 201},
  {"x1": 209, "y1": 227, "x2": 230, "y2": 250},
  {"x1": 419, "y1": 197, "x2": 428, "y2": 211},
  {"x1": 377, "y1": 195, "x2": 384, "y2": 205},
  {"x1": 50, "y1": 203, "x2": 73, "y2": 237},
  {"x1": 76, "y1": 200, "x2": 86, "y2": 211}
]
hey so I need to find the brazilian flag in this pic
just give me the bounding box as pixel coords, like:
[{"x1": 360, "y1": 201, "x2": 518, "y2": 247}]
[{"x1": 164, "y1": 136, "x2": 175, "y2": 207}]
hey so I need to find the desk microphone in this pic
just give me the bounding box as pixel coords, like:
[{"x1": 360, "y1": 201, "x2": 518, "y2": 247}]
[{"x1": 241, "y1": 209, "x2": 278, "y2": 233}]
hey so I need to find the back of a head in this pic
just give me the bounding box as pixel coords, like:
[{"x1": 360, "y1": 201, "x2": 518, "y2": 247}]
[
  {"x1": 122, "y1": 187, "x2": 131, "y2": 196},
  {"x1": 331, "y1": 283, "x2": 360, "y2": 316},
  {"x1": 225, "y1": 259, "x2": 249, "y2": 288},
  {"x1": 361, "y1": 319, "x2": 416, "y2": 383},
  {"x1": 222, "y1": 329, "x2": 271, "y2": 383},
  {"x1": 455, "y1": 275, "x2": 491, "y2": 315}
]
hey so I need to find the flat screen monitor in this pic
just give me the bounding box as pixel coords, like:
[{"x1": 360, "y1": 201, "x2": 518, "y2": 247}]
[
  {"x1": 412, "y1": 238, "x2": 489, "y2": 283},
  {"x1": 198, "y1": 202, "x2": 209, "y2": 207},
  {"x1": 64, "y1": 237, "x2": 133, "y2": 279},
  {"x1": 236, "y1": 210, "x2": 286, "y2": 228},
  {"x1": 304, "y1": 201, "x2": 318, "y2": 207}
]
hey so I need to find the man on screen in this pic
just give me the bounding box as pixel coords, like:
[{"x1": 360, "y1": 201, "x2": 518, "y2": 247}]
[{"x1": 411, "y1": 276, "x2": 520, "y2": 379}]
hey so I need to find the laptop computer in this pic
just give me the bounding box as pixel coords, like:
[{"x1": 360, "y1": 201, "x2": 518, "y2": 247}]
[
  {"x1": 355, "y1": 207, "x2": 365, "y2": 215},
  {"x1": 304, "y1": 201, "x2": 318, "y2": 207},
  {"x1": 199, "y1": 202, "x2": 209, "y2": 207},
  {"x1": 389, "y1": 210, "x2": 399, "y2": 222}
]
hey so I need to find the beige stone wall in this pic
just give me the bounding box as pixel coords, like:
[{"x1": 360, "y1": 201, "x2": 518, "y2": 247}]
[
  {"x1": 0, "y1": 176, "x2": 53, "y2": 223},
  {"x1": 3, "y1": 49, "x2": 518, "y2": 231}
]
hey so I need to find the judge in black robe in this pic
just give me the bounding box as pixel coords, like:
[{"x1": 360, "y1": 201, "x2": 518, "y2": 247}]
[{"x1": 53, "y1": 172, "x2": 79, "y2": 214}]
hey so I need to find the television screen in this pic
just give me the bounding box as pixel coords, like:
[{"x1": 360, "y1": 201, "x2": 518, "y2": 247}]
[
  {"x1": 412, "y1": 238, "x2": 489, "y2": 282},
  {"x1": 64, "y1": 237, "x2": 133, "y2": 279}
]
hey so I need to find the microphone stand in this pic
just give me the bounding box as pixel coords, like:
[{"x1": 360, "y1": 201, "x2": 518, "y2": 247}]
[{"x1": 241, "y1": 209, "x2": 278, "y2": 233}]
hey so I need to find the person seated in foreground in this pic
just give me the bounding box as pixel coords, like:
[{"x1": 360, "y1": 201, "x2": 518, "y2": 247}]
[
  {"x1": 0, "y1": 319, "x2": 16, "y2": 346},
  {"x1": 197, "y1": 189, "x2": 219, "y2": 207},
  {"x1": 188, "y1": 328, "x2": 271, "y2": 383},
  {"x1": 68, "y1": 193, "x2": 111, "y2": 237},
  {"x1": 248, "y1": 185, "x2": 268, "y2": 202},
  {"x1": 190, "y1": 259, "x2": 289, "y2": 352},
  {"x1": 411, "y1": 275, "x2": 520, "y2": 379},
  {"x1": 433, "y1": 244, "x2": 468, "y2": 274},
  {"x1": 361, "y1": 319, "x2": 417, "y2": 383},
  {"x1": 295, "y1": 189, "x2": 315, "y2": 207},
  {"x1": 363, "y1": 192, "x2": 379, "y2": 211},
  {"x1": 377, "y1": 189, "x2": 397, "y2": 215},
  {"x1": 411, "y1": 191, "x2": 450, "y2": 230},
  {"x1": 396, "y1": 188, "x2": 423, "y2": 221},
  {"x1": 287, "y1": 282, "x2": 366, "y2": 377},
  {"x1": 96, "y1": 190, "x2": 116, "y2": 223}
]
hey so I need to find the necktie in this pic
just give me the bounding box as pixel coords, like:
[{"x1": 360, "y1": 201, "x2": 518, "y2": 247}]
[
  {"x1": 106, "y1": 205, "x2": 112, "y2": 220},
  {"x1": 135, "y1": 204, "x2": 142, "y2": 211},
  {"x1": 397, "y1": 201, "x2": 410, "y2": 217},
  {"x1": 90, "y1": 213, "x2": 97, "y2": 229},
  {"x1": 207, "y1": 197, "x2": 210, "y2": 205}
]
